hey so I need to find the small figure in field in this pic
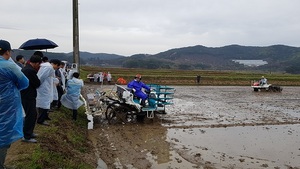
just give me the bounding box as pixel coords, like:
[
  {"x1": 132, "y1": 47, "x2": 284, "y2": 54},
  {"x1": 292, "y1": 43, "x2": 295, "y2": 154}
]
[
  {"x1": 196, "y1": 75, "x2": 201, "y2": 84},
  {"x1": 107, "y1": 72, "x2": 112, "y2": 84},
  {"x1": 259, "y1": 76, "x2": 267, "y2": 85}
]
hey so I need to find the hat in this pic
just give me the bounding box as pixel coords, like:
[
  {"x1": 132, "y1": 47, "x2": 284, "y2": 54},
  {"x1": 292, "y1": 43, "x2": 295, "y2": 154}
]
[
  {"x1": 135, "y1": 74, "x2": 142, "y2": 79},
  {"x1": 0, "y1": 40, "x2": 11, "y2": 51}
]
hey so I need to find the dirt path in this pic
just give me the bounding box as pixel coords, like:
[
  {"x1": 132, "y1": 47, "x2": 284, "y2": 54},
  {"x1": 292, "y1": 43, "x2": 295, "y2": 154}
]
[{"x1": 85, "y1": 85, "x2": 300, "y2": 169}]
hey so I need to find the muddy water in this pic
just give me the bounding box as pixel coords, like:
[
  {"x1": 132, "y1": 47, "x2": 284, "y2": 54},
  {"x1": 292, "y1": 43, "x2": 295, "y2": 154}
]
[
  {"x1": 158, "y1": 86, "x2": 300, "y2": 168},
  {"x1": 165, "y1": 125, "x2": 300, "y2": 169},
  {"x1": 89, "y1": 85, "x2": 300, "y2": 168},
  {"x1": 164, "y1": 86, "x2": 300, "y2": 127}
]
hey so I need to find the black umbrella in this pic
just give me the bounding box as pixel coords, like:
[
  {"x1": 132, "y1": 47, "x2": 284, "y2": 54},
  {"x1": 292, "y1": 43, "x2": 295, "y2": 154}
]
[{"x1": 19, "y1": 38, "x2": 58, "y2": 50}]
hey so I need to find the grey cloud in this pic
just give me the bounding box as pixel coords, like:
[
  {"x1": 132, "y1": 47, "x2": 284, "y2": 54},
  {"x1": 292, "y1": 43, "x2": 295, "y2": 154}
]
[{"x1": 1, "y1": 0, "x2": 300, "y2": 55}]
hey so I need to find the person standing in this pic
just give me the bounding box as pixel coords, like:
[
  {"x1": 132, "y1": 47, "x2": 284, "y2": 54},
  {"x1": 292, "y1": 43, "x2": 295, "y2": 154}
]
[
  {"x1": 196, "y1": 75, "x2": 201, "y2": 84},
  {"x1": 0, "y1": 40, "x2": 29, "y2": 168},
  {"x1": 60, "y1": 72, "x2": 84, "y2": 121},
  {"x1": 36, "y1": 59, "x2": 61, "y2": 125},
  {"x1": 103, "y1": 72, "x2": 107, "y2": 83},
  {"x1": 58, "y1": 61, "x2": 66, "y2": 91},
  {"x1": 55, "y1": 62, "x2": 66, "y2": 109},
  {"x1": 51, "y1": 77, "x2": 59, "y2": 110},
  {"x1": 93, "y1": 72, "x2": 99, "y2": 82},
  {"x1": 21, "y1": 55, "x2": 42, "y2": 143},
  {"x1": 107, "y1": 72, "x2": 112, "y2": 84},
  {"x1": 33, "y1": 51, "x2": 43, "y2": 59},
  {"x1": 26, "y1": 51, "x2": 43, "y2": 65},
  {"x1": 15, "y1": 55, "x2": 25, "y2": 68},
  {"x1": 99, "y1": 72, "x2": 104, "y2": 84}
]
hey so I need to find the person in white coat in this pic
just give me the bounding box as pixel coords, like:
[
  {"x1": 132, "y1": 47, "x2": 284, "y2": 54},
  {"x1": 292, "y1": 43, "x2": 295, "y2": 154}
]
[
  {"x1": 51, "y1": 77, "x2": 59, "y2": 109},
  {"x1": 59, "y1": 62, "x2": 66, "y2": 91},
  {"x1": 107, "y1": 72, "x2": 112, "y2": 84},
  {"x1": 93, "y1": 73, "x2": 99, "y2": 82},
  {"x1": 60, "y1": 72, "x2": 84, "y2": 120},
  {"x1": 54, "y1": 62, "x2": 66, "y2": 109},
  {"x1": 99, "y1": 72, "x2": 104, "y2": 84},
  {"x1": 36, "y1": 59, "x2": 61, "y2": 125}
]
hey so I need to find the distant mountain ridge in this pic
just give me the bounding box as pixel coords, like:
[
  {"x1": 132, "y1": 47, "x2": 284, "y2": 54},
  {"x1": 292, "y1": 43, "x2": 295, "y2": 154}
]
[{"x1": 13, "y1": 45, "x2": 300, "y2": 74}]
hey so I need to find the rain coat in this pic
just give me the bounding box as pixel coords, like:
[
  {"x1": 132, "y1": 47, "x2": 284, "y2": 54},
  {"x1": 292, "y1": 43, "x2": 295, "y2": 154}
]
[
  {"x1": 107, "y1": 72, "x2": 112, "y2": 82},
  {"x1": 61, "y1": 77, "x2": 84, "y2": 109},
  {"x1": 127, "y1": 79, "x2": 150, "y2": 100},
  {"x1": 59, "y1": 68, "x2": 66, "y2": 91},
  {"x1": 0, "y1": 56, "x2": 29, "y2": 147},
  {"x1": 53, "y1": 77, "x2": 59, "y2": 101},
  {"x1": 36, "y1": 62, "x2": 55, "y2": 109}
]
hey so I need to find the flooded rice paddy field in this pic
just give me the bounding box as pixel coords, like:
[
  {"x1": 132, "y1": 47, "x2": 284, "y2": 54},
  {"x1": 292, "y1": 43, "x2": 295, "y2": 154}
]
[{"x1": 88, "y1": 85, "x2": 300, "y2": 169}]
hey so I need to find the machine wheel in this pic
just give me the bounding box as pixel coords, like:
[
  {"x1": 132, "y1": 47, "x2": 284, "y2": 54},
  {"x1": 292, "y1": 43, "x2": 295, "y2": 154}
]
[
  {"x1": 105, "y1": 103, "x2": 118, "y2": 120},
  {"x1": 106, "y1": 105, "x2": 125, "y2": 124},
  {"x1": 106, "y1": 104, "x2": 137, "y2": 124},
  {"x1": 105, "y1": 104, "x2": 117, "y2": 124},
  {"x1": 254, "y1": 88, "x2": 258, "y2": 92}
]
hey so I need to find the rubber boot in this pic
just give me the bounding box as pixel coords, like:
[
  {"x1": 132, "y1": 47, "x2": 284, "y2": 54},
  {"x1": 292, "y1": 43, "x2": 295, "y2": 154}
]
[{"x1": 72, "y1": 109, "x2": 78, "y2": 121}]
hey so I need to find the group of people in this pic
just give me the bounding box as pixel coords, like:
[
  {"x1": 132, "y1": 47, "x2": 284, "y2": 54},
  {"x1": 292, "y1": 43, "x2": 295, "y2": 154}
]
[
  {"x1": 88, "y1": 72, "x2": 112, "y2": 84},
  {"x1": 0, "y1": 40, "x2": 84, "y2": 168}
]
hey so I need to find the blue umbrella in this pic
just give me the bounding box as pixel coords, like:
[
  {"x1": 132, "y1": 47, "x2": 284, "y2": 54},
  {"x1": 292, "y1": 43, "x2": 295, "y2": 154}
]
[{"x1": 19, "y1": 38, "x2": 58, "y2": 50}]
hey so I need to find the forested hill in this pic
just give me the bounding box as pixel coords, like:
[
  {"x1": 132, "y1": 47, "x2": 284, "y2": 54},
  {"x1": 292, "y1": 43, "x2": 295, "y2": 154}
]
[
  {"x1": 13, "y1": 45, "x2": 300, "y2": 74},
  {"x1": 118, "y1": 45, "x2": 300, "y2": 73}
]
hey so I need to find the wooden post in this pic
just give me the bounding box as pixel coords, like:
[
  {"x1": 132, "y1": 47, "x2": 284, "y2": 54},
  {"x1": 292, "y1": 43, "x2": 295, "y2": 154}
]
[{"x1": 73, "y1": 0, "x2": 80, "y2": 73}]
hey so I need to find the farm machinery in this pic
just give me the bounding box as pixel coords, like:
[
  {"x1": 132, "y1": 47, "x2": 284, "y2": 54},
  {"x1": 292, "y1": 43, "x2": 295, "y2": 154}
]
[
  {"x1": 251, "y1": 80, "x2": 282, "y2": 92},
  {"x1": 85, "y1": 84, "x2": 175, "y2": 124}
]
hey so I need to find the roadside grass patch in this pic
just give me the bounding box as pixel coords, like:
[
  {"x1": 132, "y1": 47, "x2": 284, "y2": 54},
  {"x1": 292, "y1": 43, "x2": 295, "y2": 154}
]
[{"x1": 6, "y1": 105, "x2": 96, "y2": 169}]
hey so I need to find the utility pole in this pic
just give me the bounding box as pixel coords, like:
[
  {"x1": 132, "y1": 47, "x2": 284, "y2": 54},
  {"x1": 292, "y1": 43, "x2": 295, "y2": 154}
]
[{"x1": 73, "y1": 0, "x2": 80, "y2": 73}]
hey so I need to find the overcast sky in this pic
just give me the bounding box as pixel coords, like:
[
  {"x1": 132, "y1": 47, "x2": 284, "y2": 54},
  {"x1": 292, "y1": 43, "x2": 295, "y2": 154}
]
[{"x1": 1, "y1": 0, "x2": 300, "y2": 56}]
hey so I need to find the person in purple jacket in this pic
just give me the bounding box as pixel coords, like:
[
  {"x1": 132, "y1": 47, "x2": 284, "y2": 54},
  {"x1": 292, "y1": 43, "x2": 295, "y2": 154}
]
[{"x1": 127, "y1": 74, "x2": 150, "y2": 106}]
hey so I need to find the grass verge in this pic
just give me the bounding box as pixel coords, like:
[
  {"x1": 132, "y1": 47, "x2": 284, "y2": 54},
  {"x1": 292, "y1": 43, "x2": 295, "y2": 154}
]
[{"x1": 5, "y1": 106, "x2": 97, "y2": 169}]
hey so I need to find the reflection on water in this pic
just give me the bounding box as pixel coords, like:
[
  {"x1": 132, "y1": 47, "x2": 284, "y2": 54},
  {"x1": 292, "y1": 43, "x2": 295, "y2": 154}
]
[{"x1": 167, "y1": 124, "x2": 300, "y2": 168}]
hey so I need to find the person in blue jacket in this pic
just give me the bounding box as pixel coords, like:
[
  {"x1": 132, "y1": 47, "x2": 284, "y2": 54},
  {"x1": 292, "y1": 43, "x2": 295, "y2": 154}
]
[
  {"x1": 127, "y1": 74, "x2": 150, "y2": 106},
  {"x1": 60, "y1": 72, "x2": 84, "y2": 121},
  {"x1": 0, "y1": 40, "x2": 29, "y2": 168}
]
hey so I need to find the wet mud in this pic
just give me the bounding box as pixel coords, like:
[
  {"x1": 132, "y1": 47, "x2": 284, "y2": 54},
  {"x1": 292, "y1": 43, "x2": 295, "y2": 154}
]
[{"x1": 86, "y1": 85, "x2": 300, "y2": 169}]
